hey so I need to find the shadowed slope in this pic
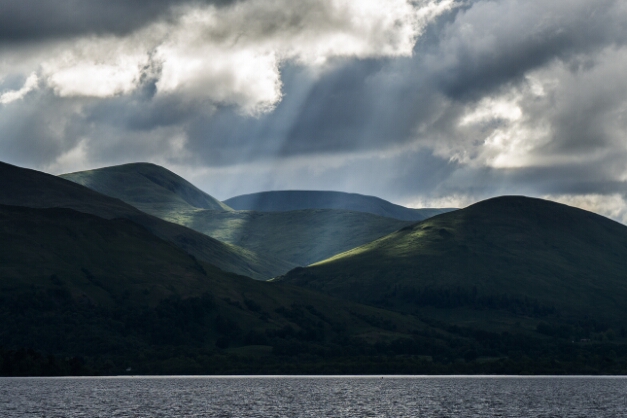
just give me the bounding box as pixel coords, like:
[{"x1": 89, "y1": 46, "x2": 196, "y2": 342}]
[
  {"x1": 0, "y1": 161, "x2": 292, "y2": 279},
  {"x1": 0, "y1": 203, "x2": 443, "y2": 372},
  {"x1": 224, "y1": 190, "x2": 455, "y2": 221},
  {"x1": 61, "y1": 162, "x2": 232, "y2": 213},
  {"x1": 279, "y1": 196, "x2": 627, "y2": 324},
  {"x1": 0, "y1": 204, "x2": 219, "y2": 306}
]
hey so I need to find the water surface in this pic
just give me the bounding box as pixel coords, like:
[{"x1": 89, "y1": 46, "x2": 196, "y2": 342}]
[{"x1": 1, "y1": 376, "x2": 626, "y2": 417}]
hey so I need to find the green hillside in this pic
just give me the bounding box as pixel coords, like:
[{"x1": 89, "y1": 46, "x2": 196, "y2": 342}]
[
  {"x1": 0, "y1": 161, "x2": 292, "y2": 280},
  {"x1": 225, "y1": 190, "x2": 455, "y2": 221},
  {"x1": 3, "y1": 166, "x2": 627, "y2": 375},
  {"x1": 61, "y1": 162, "x2": 232, "y2": 213},
  {"x1": 61, "y1": 164, "x2": 413, "y2": 267},
  {"x1": 151, "y1": 208, "x2": 411, "y2": 266},
  {"x1": 279, "y1": 196, "x2": 627, "y2": 327}
]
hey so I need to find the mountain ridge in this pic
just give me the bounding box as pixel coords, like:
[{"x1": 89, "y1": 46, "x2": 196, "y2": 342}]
[
  {"x1": 4, "y1": 163, "x2": 627, "y2": 374},
  {"x1": 0, "y1": 161, "x2": 292, "y2": 279},
  {"x1": 61, "y1": 164, "x2": 420, "y2": 267},
  {"x1": 0, "y1": 202, "x2": 452, "y2": 375},
  {"x1": 224, "y1": 190, "x2": 455, "y2": 221}
]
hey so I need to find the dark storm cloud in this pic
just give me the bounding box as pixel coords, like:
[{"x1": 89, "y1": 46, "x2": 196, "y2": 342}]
[
  {"x1": 431, "y1": 0, "x2": 627, "y2": 100},
  {"x1": 114, "y1": 58, "x2": 449, "y2": 166},
  {"x1": 0, "y1": 0, "x2": 238, "y2": 41},
  {"x1": 10, "y1": 0, "x2": 621, "y2": 160}
]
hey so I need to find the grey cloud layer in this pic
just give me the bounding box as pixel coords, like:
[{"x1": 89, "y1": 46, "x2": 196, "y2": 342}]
[
  {"x1": 0, "y1": 0, "x2": 238, "y2": 41},
  {"x1": 0, "y1": 0, "x2": 626, "y2": 221}
]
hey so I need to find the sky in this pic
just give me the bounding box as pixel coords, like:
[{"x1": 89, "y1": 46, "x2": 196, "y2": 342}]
[{"x1": 1, "y1": 0, "x2": 626, "y2": 222}]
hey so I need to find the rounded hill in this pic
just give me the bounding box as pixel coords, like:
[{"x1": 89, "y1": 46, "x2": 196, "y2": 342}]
[
  {"x1": 61, "y1": 162, "x2": 232, "y2": 213},
  {"x1": 224, "y1": 190, "x2": 454, "y2": 221},
  {"x1": 280, "y1": 196, "x2": 627, "y2": 325}
]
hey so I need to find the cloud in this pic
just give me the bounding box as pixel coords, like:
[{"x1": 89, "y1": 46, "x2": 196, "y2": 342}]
[
  {"x1": 0, "y1": 0, "x2": 458, "y2": 170},
  {"x1": 0, "y1": 0, "x2": 238, "y2": 41},
  {"x1": 1, "y1": 0, "x2": 627, "y2": 222},
  {"x1": 1, "y1": 0, "x2": 455, "y2": 111},
  {"x1": 0, "y1": 73, "x2": 38, "y2": 104},
  {"x1": 428, "y1": 0, "x2": 627, "y2": 100},
  {"x1": 546, "y1": 194, "x2": 627, "y2": 224},
  {"x1": 41, "y1": 39, "x2": 150, "y2": 98}
]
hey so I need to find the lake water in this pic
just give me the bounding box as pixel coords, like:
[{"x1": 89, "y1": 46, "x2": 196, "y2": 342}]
[{"x1": 1, "y1": 376, "x2": 626, "y2": 417}]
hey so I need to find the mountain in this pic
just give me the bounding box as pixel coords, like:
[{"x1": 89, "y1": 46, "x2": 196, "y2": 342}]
[
  {"x1": 61, "y1": 162, "x2": 232, "y2": 213},
  {"x1": 61, "y1": 164, "x2": 413, "y2": 267},
  {"x1": 0, "y1": 161, "x2": 452, "y2": 374},
  {"x1": 0, "y1": 162, "x2": 292, "y2": 279},
  {"x1": 3, "y1": 167, "x2": 627, "y2": 375},
  {"x1": 0, "y1": 203, "x2": 447, "y2": 375},
  {"x1": 279, "y1": 196, "x2": 627, "y2": 327},
  {"x1": 224, "y1": 190, "x2": 455, "y2": 221}
]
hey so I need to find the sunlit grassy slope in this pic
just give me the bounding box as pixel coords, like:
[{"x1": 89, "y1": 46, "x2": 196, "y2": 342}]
[
  {"x1": 61, "y1": 163, "x2": 414, "y2": 267},
  {"x1": 225, "y1": 190, "x2": 455, "y2": 221},
  {"x1": 279, "y1": 196, "x2": 627, "y2": 325},
  {"x1": 0, "y1": 202, "x2": 420, "y2": 323},
  {"x1": 0, "y1": 162, "x2": 292, "y2": 279},
  {"x1": 153, "y1": 208, "x2": 412, "y2": 266}
]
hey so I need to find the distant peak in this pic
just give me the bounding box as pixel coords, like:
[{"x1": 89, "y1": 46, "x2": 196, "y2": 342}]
[{"x1": 224, "y1": 190, "x2": 454, "y2": 221}]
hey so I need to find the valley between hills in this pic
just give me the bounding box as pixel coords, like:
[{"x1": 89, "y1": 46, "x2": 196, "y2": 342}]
[{"x1": 2, "y1": 160, "x2": 627, "y2": 375}]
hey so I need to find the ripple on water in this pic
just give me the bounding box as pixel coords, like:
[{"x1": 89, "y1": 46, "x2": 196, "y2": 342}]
[{"x1": 1, "y1": 376, "x2": 627, "y2": 418}]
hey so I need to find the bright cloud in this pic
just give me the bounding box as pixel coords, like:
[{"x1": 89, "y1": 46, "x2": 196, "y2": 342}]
[
  {"x1": 39, "y1": 35, "x2": 154, "y2": 98},
  {"x1": 0, "y1": 73, "x2": 38, "y2": 104},
  {"x1": 546, "y1": 194, "x2": 627, "y2": 224},
  {"x1": 11, "y1": 0, "x2": 456, "y2": 113},
  {"x1": 154, "y1": 0, "x2": 458, "y2": 112}
]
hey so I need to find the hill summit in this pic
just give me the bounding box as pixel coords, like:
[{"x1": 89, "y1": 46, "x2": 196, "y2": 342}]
[
  {"x1": 279, "y1": 195, "x2": 627, "y2": 326},
  {"x1": 61, "y1": 162, "x2": 232, "y2": 213}
]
